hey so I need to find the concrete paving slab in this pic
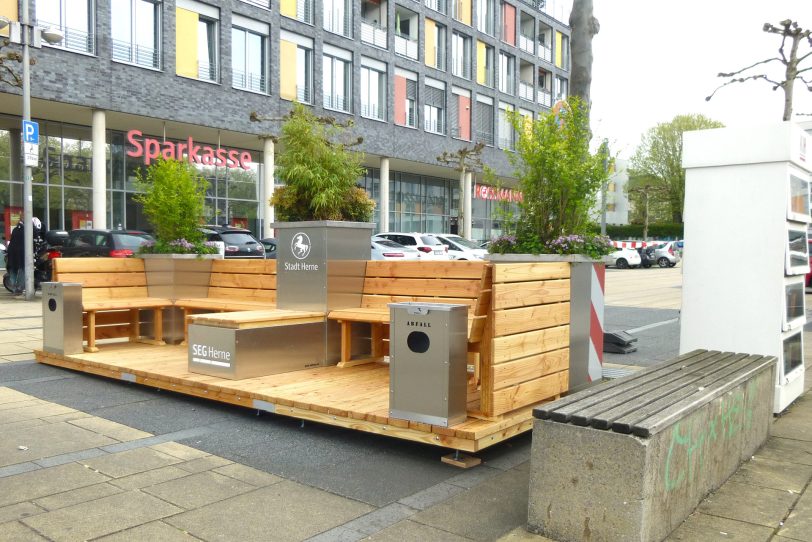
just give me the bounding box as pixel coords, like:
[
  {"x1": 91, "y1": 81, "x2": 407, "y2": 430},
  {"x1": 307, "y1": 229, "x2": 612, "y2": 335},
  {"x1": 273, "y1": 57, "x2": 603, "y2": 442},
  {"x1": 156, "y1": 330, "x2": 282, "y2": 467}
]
[
  {"x1": 397, "y1": 482, "x2": 465, "y2": 511},
  {"x1": 0, "y1": 403, "x2": 77, "y2": 424},
  {"x1": 68, "y1": 416, "x2": 152, "y2": 442},
  {"x1": 410, "y1": 467, "x2": 530, "y2": 541},
  {"x1": 142, "y1": 471, "x2": 257, "y2": 509},
  {"x1": 10, "y1": 375, "x2": 160, "y2": 414},
  {"x1": 777, "y1": 488, "x2": 812, "y2": 541},
  {"x1": 0, "y1": 422, "x2": 117, "y2": 468},
  {"x1": 771, "y1": 412, "x2": 812, "y2": 442},
  {"x1": 41, "y1": 411, "x2": 93, "y2": 424},
  {"x1": 175, "y1": 455, "x2": 234, "y2": 473},
  {"x1": 21, "y1": 490, "x2": 183, "y2": 542},
  {"x1": 0, "y1": 387, "x2": 33, "y2": 403},
  {"x1": 0, "y1": 399, "x2": 41, "y2": 411},
  {"x1": 34, "y1": 448, "x2": 108, "y2": 469},
  {"x1": 665, "y1": 511, "x2": 774, "y2": 541},
  {"x1": 32, "y1": 483, "x2": 123, "y2": 511},
  {"x1": 339, "y1": 502, "x2": 416, "y2": 536},
  {"x1": 0, "y1": 521, "x2": 49, "y2": 541},
  {"x1": 0, "y1": 418, "x2": 45, "y2": 431},
  {"x1": 497, "y1": 526, "x2": 555, "y2": 541},
  {"x1": 728, "y1": 456, "x2": 812, "y2": 493},
  {"x1": 148, "y1": 442, "x2": 211, "y2": 461},
  {"x1": 81, "y1": 447, "x2": 184, "y2": 478},
  {"x1": 365, "y1": 519, "x2": 472, "y2": 541},
  {"x1": 0, "y1": 463, "x2": 110, "y2": 508},
  {"x1": 697, "y1": 481, "x2": 798, "y2": 528},
  {"x1": 757, "y1": 436, "x2": 812, "y2": 466},
  {"x1": 212, "y1": 463, "x2": 282, "y2": 487},
  {"x1": 0, "y1": 502, "x2": 45, "y2": 524},
  {"x1": 107, "y1": 465, "x2": 193, "y2": 491},
  {"x1": 165, "y1": 481, "x2": 373, "y2": 541},
  {"x1": 93, "y1": 520, "x2": 200, "y2": 541}
]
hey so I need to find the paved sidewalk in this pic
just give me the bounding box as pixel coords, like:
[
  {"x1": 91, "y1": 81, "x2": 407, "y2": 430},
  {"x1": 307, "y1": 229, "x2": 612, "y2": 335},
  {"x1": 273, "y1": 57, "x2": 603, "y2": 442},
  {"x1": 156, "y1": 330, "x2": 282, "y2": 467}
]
[{"x1": 0, "y1": 290, "x2": 811, "y2": 541}]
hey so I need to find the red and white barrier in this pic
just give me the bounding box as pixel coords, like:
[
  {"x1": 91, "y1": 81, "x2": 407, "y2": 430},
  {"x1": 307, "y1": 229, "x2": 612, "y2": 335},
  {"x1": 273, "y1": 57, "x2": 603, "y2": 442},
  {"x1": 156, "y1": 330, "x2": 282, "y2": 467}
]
[
  {"x1": 611, "y1": 240, "x2": 662, "y2": 249},
  {"x1": 588, "y1": 263, "x2": 605, "y2": 382}
]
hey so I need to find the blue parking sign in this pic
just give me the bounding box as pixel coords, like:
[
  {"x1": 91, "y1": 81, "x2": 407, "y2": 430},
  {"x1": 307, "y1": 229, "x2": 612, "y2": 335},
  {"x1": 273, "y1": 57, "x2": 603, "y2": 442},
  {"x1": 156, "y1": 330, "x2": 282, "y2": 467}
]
[{"x1": 23, "y1": 120, "x2": 39, "y2": 144}]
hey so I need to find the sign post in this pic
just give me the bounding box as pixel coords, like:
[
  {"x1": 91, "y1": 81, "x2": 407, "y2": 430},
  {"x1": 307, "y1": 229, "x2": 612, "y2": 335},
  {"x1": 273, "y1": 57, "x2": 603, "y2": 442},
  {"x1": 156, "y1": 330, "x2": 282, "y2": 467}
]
[{"x1": 22, "y1": 120, "x2": 39, "y2": 167}]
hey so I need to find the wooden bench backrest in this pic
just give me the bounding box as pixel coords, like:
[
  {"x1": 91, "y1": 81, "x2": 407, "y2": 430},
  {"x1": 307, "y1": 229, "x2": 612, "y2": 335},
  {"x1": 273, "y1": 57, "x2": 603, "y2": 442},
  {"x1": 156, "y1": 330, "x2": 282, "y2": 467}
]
[
  {"x1": 361, "y1": 261, "x2": 492, "y2": 342},
  {"x1": 52, "y1": 258, "x2": 150, "y2": 301},
  {"x1": 207, "y1": 259, "x2": 277, "y2": 302}
]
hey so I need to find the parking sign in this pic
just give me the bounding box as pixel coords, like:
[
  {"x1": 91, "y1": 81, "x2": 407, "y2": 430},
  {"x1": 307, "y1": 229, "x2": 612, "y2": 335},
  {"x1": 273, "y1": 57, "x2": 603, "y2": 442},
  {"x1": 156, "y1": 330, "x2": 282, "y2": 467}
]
[{"x1": 22, "y1": 120, "x2": 39, "y2": 167}]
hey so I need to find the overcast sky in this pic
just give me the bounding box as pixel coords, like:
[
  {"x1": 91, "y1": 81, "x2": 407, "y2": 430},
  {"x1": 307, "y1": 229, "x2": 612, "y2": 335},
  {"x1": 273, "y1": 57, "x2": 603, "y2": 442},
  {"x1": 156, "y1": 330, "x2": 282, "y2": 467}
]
[{"x1": 588, "y1": 0, "x2": 812, "y2": 159}]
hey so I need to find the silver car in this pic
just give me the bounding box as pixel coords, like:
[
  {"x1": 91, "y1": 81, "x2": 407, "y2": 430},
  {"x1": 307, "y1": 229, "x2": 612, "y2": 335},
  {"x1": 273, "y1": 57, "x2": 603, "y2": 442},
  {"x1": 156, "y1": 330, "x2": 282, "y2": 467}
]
[{"x1": 652, "y1": 242, "x2": 681, "y2": 267}]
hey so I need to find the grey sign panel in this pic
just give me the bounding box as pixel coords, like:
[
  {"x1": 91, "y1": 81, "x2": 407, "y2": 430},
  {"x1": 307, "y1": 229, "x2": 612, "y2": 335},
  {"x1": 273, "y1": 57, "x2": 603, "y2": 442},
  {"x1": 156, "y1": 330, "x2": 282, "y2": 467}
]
[
  {"x1": 42, "y1": 282, "x2": 84, "y2": 355},
  {"x1": 188, "y1": 322, "x2": 326, "y2": 380},
  {"x1": 568, "y1": 262, "x2": 592, "y2": 392},
  {"x1": 389, "y1": 303, "x2": 468, "y2": 427},
  {"x1": 142, "y1": 257, "x2": 213, "y2": 299}
]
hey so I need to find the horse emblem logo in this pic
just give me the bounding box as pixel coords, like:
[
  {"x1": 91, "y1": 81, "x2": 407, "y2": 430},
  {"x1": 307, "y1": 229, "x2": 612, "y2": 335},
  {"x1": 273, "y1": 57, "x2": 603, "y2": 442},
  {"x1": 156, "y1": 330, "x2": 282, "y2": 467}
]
[{"x1": 291, "y1": 232, "x2": 311, "y2": 260}]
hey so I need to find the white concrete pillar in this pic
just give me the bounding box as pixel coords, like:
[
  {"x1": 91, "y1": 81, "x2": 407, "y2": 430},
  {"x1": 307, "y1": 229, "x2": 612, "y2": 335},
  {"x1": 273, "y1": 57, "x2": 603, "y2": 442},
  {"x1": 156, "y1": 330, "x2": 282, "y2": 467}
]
[
  {"x1": 463, "y1": 171, "x2": 473, "y2": 239},
  {"x1": 91, "y1": 110, "x2": 107, "y2": 229},
  {"x1": 263, "y1": 138, "x2": 275, "y2": 238},
  {"x1": 379, "y1": 156, "x2": 389, "y2": 232}
]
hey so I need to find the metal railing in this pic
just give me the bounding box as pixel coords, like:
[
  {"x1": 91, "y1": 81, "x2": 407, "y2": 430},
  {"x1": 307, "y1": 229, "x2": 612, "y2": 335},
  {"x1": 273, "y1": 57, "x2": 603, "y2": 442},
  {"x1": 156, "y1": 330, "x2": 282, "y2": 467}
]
[
  {"x1": 232, "y1": 69, "x2": 267, "y2": 93},
  {"x1": 537, "y1": 88, "x2": 552, "y2": 107},
  {"x1": 498, "y1": 135, "x2": 515, "y2": 150},
  {"x1": 425, "y1": 0, "x2": 446, "y2": 14},
  {"x1": 361, "y1": 21, "x2": 388, "y2": 49},
  {"x1": 297, "y1": 85, "x2": 312, "y2": 103},
  {"x1": 538, "y1": 44, "x2": 552, "y2": 63},
  {"x1": 452, "y1": 56, "x2": 471, "y2": 79},
  {"x1": 324, "y1": 8, "x2": 352, "y2": 37},
  {"x1": 111, "y1": 39, "x2": 159, "y2": 69},
  {"x1": 198, "y1": 61, "x2": 218, "y2": 82},
  {"x1": 323, "y1": 94, "x2": 350, "y2": 112},
  {"x1": 241, "y1": 0, "x2": 271, "y2": 7},
  {"x1": 361, "y1": 103, "x2": 385, "y2": 121},
  {"x1": 519, "y1": 82, "x2": 534, "y2": 102},
  {"x1": 404, "y1": 106, "x2": 417, "y2": 127},
  {"x1": 296, "y1": 0, "x2": 314, "y2": 24},
  {"x1": 498, "y1": 77, "x2": 515, "y2": 95},
  {"x1": 476, "y1": 130, "x2": 494, "y2": 146},
  {"x1": 394, "y1": 34, "x2": 418, "y2": 59},
  {"x1": 519, "y1": 34, "x2": 534, "y2": 54},
  {"x1": 425, "y1": 118, "x2": 446, "y2": 134},
  {"x1": 39, "y1": 21, "x2": 94, "y2": 54}
]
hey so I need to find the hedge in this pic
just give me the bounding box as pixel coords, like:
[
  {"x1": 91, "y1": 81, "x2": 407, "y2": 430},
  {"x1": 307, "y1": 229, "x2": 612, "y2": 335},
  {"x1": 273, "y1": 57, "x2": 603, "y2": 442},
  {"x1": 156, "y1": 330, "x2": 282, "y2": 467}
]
[{"x1": 602, "y1": 223, "x2": 684, "y2": 240}]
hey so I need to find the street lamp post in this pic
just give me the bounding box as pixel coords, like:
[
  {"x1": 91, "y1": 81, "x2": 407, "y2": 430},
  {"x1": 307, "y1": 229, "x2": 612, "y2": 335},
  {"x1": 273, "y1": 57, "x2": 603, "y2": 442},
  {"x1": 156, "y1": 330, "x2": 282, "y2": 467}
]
[{"x1": 0, "y1": 12, "x2": 63, "y2": 300}]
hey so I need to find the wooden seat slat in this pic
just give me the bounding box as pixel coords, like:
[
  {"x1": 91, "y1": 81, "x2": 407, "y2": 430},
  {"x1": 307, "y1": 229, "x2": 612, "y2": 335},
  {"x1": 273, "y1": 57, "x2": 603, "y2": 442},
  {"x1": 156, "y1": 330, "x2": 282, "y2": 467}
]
[
  {"x1": 363, "y1": 277, "x2": 482, "y2": 298},
  {"x1": 83, "y1": 298, "x2": 173, "y2": 310},
  {"x1": 492, "y1": 262, "x2": 571, "y2": 283},
  {"x1": 364, "y1": 260, "x2": 486, "y2": 279},
  {"x1": 53, "y1": 258, "x2": 146, "y2": 274},
  {"x1": 210, "y1": 259, "x2": 277, "y2": 274},
  {"x1": 55, "y1": 272, "x2": 147, "y2": 288},
  {"x1": 188, "y1": 309, "x2": 325, "y2": 329},
  {"x1": 209, "y1": 274, "x2": 277, "y2": 289}
]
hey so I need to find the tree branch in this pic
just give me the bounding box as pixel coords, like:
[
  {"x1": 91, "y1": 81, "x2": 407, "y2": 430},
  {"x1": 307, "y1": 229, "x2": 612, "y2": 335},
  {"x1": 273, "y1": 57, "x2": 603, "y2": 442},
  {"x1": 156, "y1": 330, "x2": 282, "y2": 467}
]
[
  {"x1": 716, "y1": 57, "x2": 780, "y2": 78},
  {"x1": 706, "y1": 73, "x2": 783, "y2": 101}
]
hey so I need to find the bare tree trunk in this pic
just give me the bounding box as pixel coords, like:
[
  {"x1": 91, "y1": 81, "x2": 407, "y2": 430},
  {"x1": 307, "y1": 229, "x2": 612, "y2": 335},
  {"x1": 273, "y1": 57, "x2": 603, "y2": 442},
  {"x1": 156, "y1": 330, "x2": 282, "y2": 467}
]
[
  {"x1": 643, "y1": 193, "x2": 649, "y2": 240},
  {"x1": 569, "y1": 0, "x2": 600, "y2": 108}
]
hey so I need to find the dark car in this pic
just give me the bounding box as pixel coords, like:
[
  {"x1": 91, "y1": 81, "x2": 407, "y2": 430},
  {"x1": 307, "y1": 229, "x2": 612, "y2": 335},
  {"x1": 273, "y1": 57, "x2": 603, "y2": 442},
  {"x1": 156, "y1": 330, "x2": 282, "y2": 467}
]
[
  {"x1": 260, "y1": 238, "x2": 277, "y2": 259},
  {"x1": 200, "y1": 225, "x2": 265, "y2": 259},
  {"x1": 56, "y1": 229, "x2": 154, "y2": 258}
]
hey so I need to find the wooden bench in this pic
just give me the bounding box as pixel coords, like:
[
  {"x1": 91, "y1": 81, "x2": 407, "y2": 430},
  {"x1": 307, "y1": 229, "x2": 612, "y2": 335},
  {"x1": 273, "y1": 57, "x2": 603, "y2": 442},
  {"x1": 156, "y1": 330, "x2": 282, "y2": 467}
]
[
  {"x1": 173, "y1": 259, "x2": 277, "y2": 342},
  {"x1": 327, "y1": 261, "x2": 492, "y2": 368},
  {"x1": 51, "y1": 258, "x2": 173, "y2": 352},
  {"x1": 527, "y1": 350, "x2": 776, "y2": 541}
]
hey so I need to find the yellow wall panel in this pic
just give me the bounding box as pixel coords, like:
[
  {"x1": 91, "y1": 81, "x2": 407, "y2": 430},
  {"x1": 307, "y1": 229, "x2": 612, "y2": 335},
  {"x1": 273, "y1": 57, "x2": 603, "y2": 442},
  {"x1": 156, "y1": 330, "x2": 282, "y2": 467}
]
[
  {"x1": 0, "y1": 0, "x2": 18, "y2": 37},
  {"x1": 476, "y1": 40, "x2": 486, "y2": 84},
  {"x1": 555, "y1": 31, "x2": 563, "y2": 68},
  {"x1": 459, "y1": 0, "x2": 471, "y2": 25},
  {"x1": 176, "y1": 8, "x2": 199, "y2": 78},
  {"x1": 425, "y1": 19, "x2": 437, "y2": 68},
  {"x1": 280, "y1": 0, "x2": 297, "y2": 18},
  {"x1": 279, "y1": 40, "x2": 298, "y2": 100}
]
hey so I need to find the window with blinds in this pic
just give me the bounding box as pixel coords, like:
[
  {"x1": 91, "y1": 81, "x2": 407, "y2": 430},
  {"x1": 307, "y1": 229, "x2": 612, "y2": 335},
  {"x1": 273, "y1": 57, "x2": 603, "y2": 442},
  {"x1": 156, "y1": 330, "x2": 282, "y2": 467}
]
[
  {"x1": 424, "y1": 84, "x2": 446, "y2": 135},
  {"x1": 475, "y1": 101, "x2": 494, "y2": 146}
]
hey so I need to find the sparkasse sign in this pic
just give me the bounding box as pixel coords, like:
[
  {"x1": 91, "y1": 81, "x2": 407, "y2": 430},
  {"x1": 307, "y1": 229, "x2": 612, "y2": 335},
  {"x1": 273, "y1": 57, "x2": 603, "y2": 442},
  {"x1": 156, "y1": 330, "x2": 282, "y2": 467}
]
[{"x1": 126, "y1": 129, "x2": 253, "y2": 170}]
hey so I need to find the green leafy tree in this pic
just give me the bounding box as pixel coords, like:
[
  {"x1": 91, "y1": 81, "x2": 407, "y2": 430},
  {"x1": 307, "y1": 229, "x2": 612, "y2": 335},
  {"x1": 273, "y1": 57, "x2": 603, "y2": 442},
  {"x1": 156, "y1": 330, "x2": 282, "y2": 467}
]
[
  {"x1": 629, "y1": 114, "x2": 724, "y2": 223},
  {"x1": 625, "y1": 173, "x2": 670, "y2": 239},
  {"x1": 134, "y1": 159, "x2": 208, "y2": 247},
  {"x1": 506, "y1": 96, "x2": 610, "y2": 251},
  {"x1": 270, "y1": 103, "x2": 374, "y2": 222}
]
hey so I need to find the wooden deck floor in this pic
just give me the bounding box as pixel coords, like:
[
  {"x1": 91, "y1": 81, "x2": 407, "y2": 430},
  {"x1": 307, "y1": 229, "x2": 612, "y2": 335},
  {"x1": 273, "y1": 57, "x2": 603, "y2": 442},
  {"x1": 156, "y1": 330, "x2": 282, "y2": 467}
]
[{"x1": 34, "y1": 343, "x2": 537, "y2": 453}]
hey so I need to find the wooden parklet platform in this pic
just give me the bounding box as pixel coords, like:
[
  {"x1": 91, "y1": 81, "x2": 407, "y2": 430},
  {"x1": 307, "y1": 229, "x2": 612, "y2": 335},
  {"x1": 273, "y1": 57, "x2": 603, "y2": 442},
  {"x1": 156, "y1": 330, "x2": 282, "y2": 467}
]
[{"x1": 34, "y1": 343, "x2": 538, "y2": 453}]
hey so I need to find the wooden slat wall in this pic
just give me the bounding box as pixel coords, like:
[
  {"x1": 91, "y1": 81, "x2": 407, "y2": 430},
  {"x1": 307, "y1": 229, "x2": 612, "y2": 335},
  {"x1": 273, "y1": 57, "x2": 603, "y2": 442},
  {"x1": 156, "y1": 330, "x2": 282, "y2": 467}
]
[
  {"x1": 53, "y1": 258, "x2": 152, "y2": 304},
  {"x1": 482, "y1": 262, "x2": 571, "y2": 417},
  {"x1": 207, "y1": 259, "x2": 277, "y2": 301}
]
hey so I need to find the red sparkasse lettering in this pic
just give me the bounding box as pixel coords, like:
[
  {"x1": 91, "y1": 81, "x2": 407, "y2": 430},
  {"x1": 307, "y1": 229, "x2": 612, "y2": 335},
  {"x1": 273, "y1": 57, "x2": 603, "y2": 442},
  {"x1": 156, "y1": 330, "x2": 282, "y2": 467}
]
[
  {"x1": 126, "y1": 130, "x2": 143, "y2": 158},
  {"x1": 201, "y1": 147, "x2": 215, "y2": 166},
  {"x1": 187, "y1": 137, "x2": 200, "y2": 164},
  {"x1": 125, "y1": 130, "x2": 253, "y2": 169},
  {"x1": 215, "y1": 148, "x2": 227, "y2": 167},
  {"x1": 145, "y1": 139, "x2": 161, "y2": 165},
  {"x1": 162, "y1": 141, "x2": 176, "y2": 161},
  {"x1": 227, "y1": 150, "x2": 239, "y2": 168},
  {"x1": 239, "y1": 151, "x2": 252, "y2": 170}
]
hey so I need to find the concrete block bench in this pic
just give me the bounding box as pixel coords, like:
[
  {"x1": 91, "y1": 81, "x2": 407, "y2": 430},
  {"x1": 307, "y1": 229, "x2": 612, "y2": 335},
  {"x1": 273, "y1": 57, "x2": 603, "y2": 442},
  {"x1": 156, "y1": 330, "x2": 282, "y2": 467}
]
[{"x1": 527, "y1": 349, "x2": 776, "y2": 542}]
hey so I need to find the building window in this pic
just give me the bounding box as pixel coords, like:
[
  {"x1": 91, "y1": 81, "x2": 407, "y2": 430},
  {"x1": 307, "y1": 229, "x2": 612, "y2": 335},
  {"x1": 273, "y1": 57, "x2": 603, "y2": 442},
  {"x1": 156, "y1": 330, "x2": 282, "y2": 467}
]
[
  {"x1": 232, "y1": 18, "x2": 268, "y2": 93},
  {"x1": 281, "y1": 0, "x2": 314, "y2": 24},
  {"x1": 501, "y1": 2, "x2": 516, "y2": 46},
  {"x1": 450, "y1": 88, "x2": 471, "y2": 141},
  {"x1": 425, "y1": 0, "x2": 446, "y2": 15},
  {"x1": 280, "y1": 31, "x2": 313, "y2": 103},
  {"x1": 475, "y1": 97, "x2": 494, "y2": 146},
  {"x1": 424, "y1": 80, "x2": 446, "y2": 135},
  {"x1": 111, "y1": 0, "x2": 160, "y2": 68},
  {"x1": 498, "y1": 102, "x2": 514, "y2": 150},
  {"x1": 323, "y1": 47, "x2": 352, "y2": 113},
  {"x1": 451, "y1": 32, "x2": 471, "y2": 79},
  {"x1": 476, "y1": 41, "x2": 494, "y2": 87},
  {"x1": 361, "y1": 59, "x2": 387, "y2": 121},
  {"x1": 555, "y1": 76, "x2": 568, "y2": 101},
  {"x1": 555, "y1": 31, "x2": 570, "y2": 70},
  {"x1": 361, "y1": 0, "x2": 388, "y2": 49},
  {"x1": 476, "y1": 0, "x2": 495, "y2": 36},
  {"x1": 324, "y1": 0, "x2": 352, "y2": 38},
  {"x1": 425, "y1": 19, "x2": 446, "y2": 71},
  {"x1": 175, "y1": 1, "x2": 220, "y2": 82},
  {"x1": 394, "y1": 69, "x2": 418, "y2": 128},
  {"x1": 498, "y1": 52, "x2": 515, "y2": 95},
  {"x1": 37, "y1": 0, "x2": 95, "y2": 54},
  {"x1": 239, "y1": 0, "x2": 271, "y2": 8},
  {"x1": 394, "y1": 5, "x2": 418, "y2": 60},
  {"x1": 451, "y1": 0, "x2": 472, "y2": 25}
]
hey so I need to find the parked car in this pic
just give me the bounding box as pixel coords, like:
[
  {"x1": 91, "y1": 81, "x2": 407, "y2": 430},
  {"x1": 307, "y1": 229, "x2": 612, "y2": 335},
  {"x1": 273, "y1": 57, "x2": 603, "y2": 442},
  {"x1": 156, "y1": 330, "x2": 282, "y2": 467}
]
[
  {"x1": 54, "y1": 229, "x2": 154, "y2": 258},
  {"x1": 373, "y1": 233, "x2": 449, "y2": 260},
  {"x1": 260, "y1": 238, "x2": 277, "y2": 259},
  {"x1": 607, "y1": 248, "x2": 641, "y2": 269},
  {"x1": 434, "y1": 234, "x2": 488, "y2": 260},
  {"x1": 199, "y1": 225, "x2": 265, "y2": 259},
  {"x1": 371, "y1": 238, "x2": 420, "y2": 260},
  {"x1": 652, "y1": 241, "x2": 681, "y2": 267},
  {"x1": 636, "y1": 246, "x2": 656, "y2": 268}
]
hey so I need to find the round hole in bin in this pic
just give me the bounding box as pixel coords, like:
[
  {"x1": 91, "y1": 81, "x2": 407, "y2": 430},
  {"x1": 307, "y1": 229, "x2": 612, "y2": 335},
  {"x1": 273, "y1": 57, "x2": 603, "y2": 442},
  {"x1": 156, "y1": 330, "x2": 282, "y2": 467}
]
[
  {"x1": 407, "y1": 331, "x2": 430, "y2": 354},
  {"x1": 48, "y1": 299, "x2": 57, "y2": 312}
]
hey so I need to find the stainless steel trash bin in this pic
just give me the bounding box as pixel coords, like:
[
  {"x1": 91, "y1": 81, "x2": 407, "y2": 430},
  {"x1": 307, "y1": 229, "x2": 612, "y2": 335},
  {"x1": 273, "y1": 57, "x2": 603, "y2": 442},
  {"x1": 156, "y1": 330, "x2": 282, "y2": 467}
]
[
  {"x1": 389, "y1": 302, "x2": 468, "y2": 427},
  {"x1": 42, "y1": 282, "x2": 83, "y2": 355}
]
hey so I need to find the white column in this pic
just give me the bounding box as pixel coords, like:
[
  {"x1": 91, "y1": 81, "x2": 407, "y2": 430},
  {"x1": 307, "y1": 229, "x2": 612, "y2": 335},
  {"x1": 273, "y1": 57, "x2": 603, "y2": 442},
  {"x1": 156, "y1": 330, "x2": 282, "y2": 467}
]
[
  {"x1": 379, "y1": 157, "x2": 390, "y2": 232},
  {"x1": 91, "y1": 109, "x2": 107, "y2": 229},
  {"x1": 263, "y1": 138, "x2": 275, "y2": 238},
  {"x1": 463, "y1": 171, "x2": 473, "y2": 239}
]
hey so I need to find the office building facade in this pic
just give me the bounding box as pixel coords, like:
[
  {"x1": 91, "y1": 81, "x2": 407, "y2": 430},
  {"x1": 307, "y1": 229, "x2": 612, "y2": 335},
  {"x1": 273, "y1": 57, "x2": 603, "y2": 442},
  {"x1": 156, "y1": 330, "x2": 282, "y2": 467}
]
[{"x1": 0, "y1": 0, "x2": 571, "y2": 241}]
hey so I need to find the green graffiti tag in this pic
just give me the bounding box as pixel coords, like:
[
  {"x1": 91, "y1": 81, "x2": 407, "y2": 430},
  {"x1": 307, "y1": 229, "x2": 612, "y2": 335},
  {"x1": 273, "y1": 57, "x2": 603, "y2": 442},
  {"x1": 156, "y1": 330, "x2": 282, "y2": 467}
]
[{"x1": 664, "y1": 380, "x2": 758, "y2": 492}]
